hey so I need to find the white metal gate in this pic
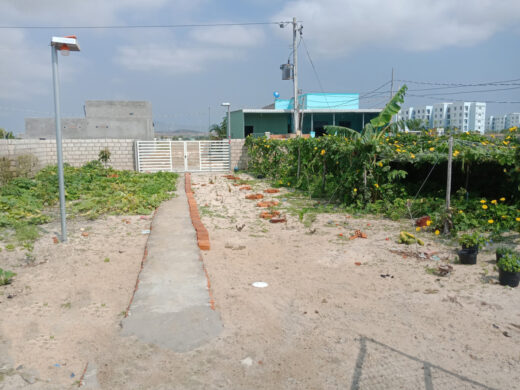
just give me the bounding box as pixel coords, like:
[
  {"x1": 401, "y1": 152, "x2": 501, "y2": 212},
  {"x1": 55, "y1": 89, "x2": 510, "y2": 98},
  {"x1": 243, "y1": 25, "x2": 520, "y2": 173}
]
[{"x1": 136, "y1": 140, "x2": 230, "y2": 173}]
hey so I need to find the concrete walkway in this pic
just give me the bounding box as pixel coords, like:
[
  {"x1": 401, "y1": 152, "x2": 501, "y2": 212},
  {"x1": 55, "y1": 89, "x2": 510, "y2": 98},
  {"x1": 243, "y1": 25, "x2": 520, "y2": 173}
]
[{"x1": 121, "y1": 177, "x2": 222, "y2": 352}]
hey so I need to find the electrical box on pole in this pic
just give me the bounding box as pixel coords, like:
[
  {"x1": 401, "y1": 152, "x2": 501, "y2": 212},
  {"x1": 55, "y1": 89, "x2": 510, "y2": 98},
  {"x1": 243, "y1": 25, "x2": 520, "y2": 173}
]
[{"x1": 280, "y1": 63, "x2": 292, "y2": 80}]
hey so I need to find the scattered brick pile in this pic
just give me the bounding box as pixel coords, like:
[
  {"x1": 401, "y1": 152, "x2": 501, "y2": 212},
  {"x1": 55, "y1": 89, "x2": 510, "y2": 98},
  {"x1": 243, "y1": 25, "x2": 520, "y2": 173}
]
[{"x1": 246, "y1": 193, "x2": 264, "y2": 200}]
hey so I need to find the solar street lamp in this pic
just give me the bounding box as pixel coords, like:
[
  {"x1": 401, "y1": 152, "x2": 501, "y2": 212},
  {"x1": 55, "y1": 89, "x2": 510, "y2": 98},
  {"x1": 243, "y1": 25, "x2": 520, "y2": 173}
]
[{"x1": 50, "y1": 35, "x2": 80, "y2": 242}]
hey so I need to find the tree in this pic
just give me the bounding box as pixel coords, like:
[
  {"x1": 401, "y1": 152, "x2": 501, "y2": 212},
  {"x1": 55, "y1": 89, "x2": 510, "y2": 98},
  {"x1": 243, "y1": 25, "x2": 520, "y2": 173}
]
[
  {"x1": 210, "y1": 117, "x2": 227, "y2": 140},
  {"x1": 0, "y1": 128, "x2": 15, "y2": 139},
  {"x1": 324, "y1": 85, "x2": 408, "y2": 201}
]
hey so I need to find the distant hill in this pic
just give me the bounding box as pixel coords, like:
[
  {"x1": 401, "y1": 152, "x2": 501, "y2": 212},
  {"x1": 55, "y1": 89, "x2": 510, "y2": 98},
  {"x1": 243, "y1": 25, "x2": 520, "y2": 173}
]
[{"x1": 155, "y1": 129, "x2": 209, "y2": 138}]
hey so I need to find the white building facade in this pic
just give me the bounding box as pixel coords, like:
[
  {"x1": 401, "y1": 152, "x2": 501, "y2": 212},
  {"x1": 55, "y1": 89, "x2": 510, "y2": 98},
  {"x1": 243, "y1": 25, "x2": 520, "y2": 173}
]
[
  {"x1": 399, "y1": 101, "x2": 486, "y2": 133},
  {"x1": 505, "y1": 113, "x2": 520, "y2": 129}
]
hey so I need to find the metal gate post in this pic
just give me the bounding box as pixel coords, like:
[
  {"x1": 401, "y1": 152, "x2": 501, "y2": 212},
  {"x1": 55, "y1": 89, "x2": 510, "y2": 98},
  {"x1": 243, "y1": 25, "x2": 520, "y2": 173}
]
[
  {"x1": 183, "y1": 141, "x2": 188, "y2": 171},
  {"x1": 168, "y1": 140, "x2": 173, "y2": 172}
]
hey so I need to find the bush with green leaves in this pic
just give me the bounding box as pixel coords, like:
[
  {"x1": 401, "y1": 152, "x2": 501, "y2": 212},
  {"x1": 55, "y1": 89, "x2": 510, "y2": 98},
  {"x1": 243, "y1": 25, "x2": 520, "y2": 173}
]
[
  {"x1": 497, "y1": 252, "x2": 520, "y2": 273},
  {"x1": 246, "y1": 85, "x2": 520, "y2": 234},
  {"x1": 458, "y1": 232, "x2": 487, "y2": 248}
]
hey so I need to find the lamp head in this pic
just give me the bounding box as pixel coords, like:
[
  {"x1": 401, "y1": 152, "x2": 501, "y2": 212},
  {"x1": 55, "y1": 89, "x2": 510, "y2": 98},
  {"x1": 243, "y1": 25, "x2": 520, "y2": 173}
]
[{"x1": 221, "y1": 102, "x2": 230, "y2": 107}]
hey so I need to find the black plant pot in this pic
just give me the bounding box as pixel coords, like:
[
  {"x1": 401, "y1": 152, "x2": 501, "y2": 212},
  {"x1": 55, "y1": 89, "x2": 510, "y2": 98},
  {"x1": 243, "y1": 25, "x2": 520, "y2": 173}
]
[
  {"x1": 458, "y1": 249, "x2": 478, "y2": 265},
  {"x1": 462, "y1": 244, "x2": 479, "y2": 252},
  {"x1": 498, "y1": 269, "x2": 520, "y2": 287}
]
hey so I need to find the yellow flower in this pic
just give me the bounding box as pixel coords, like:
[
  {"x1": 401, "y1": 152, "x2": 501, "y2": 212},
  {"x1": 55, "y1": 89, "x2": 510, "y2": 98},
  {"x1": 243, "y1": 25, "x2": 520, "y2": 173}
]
[
  {"x1": 411, "y1": 154, "x2": 415, "y2": 159},
  {"x1": 500, "y1": 197, "x2": 506, "y2": 201},
  {"x1": 482, "y1": 205, "x2": 488, "y2": 209},
  {"x1": 426, "y1": 220, "x2": 431, "y2": 226},
  {"x1": 491, "y1": 200, "x2": 497, "y2": 204},
  {"x1": 480, "y1": 199, "x2": 486, "y2": 203},
  {"x1": 429, "y1": 147, "x2": 435, "y2": 152},
  {"x1": 314, "y1": 147, "x2": 317, "y2": 150},
  {"x1": 416, "y1": 227, "x2": 421, "y2": 232},
  {"x1": 503, "y1": 141, "x2": 509, "y2": 146},
  {"x1": 453, "y1": 150, "x2": 459, "y2": 157},
  {"x1": 287, "y1": 182, "x2": 290, "y2": 186},
  {"x1": 353, "y1": 188, "x2": 357, "y2": 192},
  {"x1": 488, "y1": 219, "x2": 494, "y2": 224},
  {"x1": 510, "y1": 126, "x2": 517, "y2": 132},
  {"x1": 504, "y1": 168, "x2": 507, "y2": 173},
  {"x1": 502, "y1": 215, "x2": 507, "y2": 219},
  {"x1": 266, "y1": 145, "x2": 270, "y2": 148},
  {"x1": 435, "y1": 230, "x2": 440, "y2": 235},
  {"x1": 516, "y1": 217, "x2": 520, "y2": 222},
  {"x1": 459, "y1": 210, "x2": 463, "y2": 214},
  {"x1": 374, "y1": 183, "x2": 379, "y2": 188},
  {"x1": 320, "y1": 149, "x2": 326, "y2": 156},
  {"x1": 378, "y1": 161, "x2": 383, "y2": 167}
]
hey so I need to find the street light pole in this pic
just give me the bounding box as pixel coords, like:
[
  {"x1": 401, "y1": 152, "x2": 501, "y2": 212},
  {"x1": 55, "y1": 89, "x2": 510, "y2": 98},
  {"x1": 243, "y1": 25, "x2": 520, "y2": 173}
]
[
  {"x1": 50, "y1": 36, "x2": 80, "y2": 242},
  {"x1": 292, "y1": 17, "x2": 299, "y2": 136},
  {"x1": 51, "y1": 45, "x2": 67, "y2": 241}
]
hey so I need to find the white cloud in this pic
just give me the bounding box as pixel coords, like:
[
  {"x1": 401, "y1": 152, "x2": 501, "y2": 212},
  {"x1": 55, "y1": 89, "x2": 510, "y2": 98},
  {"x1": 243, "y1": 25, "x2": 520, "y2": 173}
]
[
  {"x1": 0, "y1": 0, "x2": 196, "y2": 25},
  {"x1": 0, "y1": 30, "x2": 50, "y2": 100},
  {"x1": 115, "y1": 25, "x2": 266, "y2": 74},
  {"x1": 114, "y1": 43, "x2": 239, "y2": 74},
  {"x1": 190, "y1": 25, "x2": 265, "y2": 47},
  {"x1": 273, "y1": 0, "x2": 520, "y2": 56}
]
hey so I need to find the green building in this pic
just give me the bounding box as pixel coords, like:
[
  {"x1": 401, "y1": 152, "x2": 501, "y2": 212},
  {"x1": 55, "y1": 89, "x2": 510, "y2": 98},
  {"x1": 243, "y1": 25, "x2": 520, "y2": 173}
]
[{"x1": 229, "y1": 93, "x2": 382, "y2": 139}]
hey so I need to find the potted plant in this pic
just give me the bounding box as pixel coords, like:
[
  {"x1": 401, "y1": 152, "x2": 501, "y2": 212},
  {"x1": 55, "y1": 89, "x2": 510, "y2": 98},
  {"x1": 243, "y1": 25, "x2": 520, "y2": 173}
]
[
  {"x1": 496, "y1": 246, "x2": 514, "y2": 263},
  {"x1": 457, "y1": 232, "x2": 486, "y2": 265},
  {"x1": 496, "y1": 252, "x2": 520, "y2": 287}
]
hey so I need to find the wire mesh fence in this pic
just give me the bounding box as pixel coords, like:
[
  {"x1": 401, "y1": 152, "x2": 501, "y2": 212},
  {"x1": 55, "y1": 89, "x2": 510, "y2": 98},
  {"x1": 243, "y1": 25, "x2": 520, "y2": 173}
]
[{"x1": 351, "y1": 337, "x2": 497, "y2": 390}]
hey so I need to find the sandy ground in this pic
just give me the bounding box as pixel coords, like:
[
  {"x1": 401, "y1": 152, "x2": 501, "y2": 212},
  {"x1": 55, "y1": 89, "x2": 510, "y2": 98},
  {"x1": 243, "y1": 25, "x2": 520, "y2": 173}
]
[
  {"x1": 0, "y1": 215, "x2": 152, "y2": 388},
  {"x1": 0, "y1": 172, "x2": 519, "y2": 389}
]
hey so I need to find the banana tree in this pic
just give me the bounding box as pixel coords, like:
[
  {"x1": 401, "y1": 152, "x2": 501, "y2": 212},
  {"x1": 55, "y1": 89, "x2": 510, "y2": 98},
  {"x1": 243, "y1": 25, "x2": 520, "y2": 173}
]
[{"x1": 324, "y1": 85, "x2": 408, "y2": 202}]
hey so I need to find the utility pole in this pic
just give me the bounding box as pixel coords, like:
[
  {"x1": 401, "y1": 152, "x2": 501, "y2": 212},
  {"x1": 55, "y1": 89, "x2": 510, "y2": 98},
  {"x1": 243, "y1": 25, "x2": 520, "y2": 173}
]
[
  {"x1": 292, "y1": 17, "x2": 300, "y2": 136},
  {"x1": 208, "y1": 105, "x2": 210, "y2": 131},
  {"x1": 444, "y1": 135, "x2": 453, "y2": 234}
]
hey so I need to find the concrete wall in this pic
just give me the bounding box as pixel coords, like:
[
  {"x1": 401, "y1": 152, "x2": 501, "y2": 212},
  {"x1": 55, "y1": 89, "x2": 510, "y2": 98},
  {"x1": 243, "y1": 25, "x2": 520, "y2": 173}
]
[
  {"x1": 25, "y1": 101, "x2": 154, "y2": 140},
  {"x1": 0, "y1": 139, "x2": 248, "y2": 173},
  {"x1": 0, "y1": 139, "x2": 135, "y2": 172},
  {"x1": 245, "y1": 113, "x2": 290, "y2": 136},
  {"x1": 230, "y1": 139, "x2": 248, "y2": 170},
  {"x1": 84, "y1": 100, "x2": 152, "y2": 118},
  {"x1": 230, "y1": 111, "x2": 245, "y2": 139}
]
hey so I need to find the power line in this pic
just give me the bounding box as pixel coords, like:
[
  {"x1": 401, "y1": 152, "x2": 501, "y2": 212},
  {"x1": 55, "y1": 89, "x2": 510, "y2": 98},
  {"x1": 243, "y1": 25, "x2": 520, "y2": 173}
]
[
  {"x1": 407, "y1": 94, "x2": 520, "y2": 104},
  {"x1": 407, "y1": 85, "x2": 520, "y2": 97},
  {"x1": 0, "y1": 21, "x2": 292, "y2": 30},
  {"x1": 398, "y1": 78, "x2": 520, "y2": 87},
  {"x1": 407, "y1": 83, "x2": 520, "y2": 93},
  {"x1": 301, "y1": 36, "x2": 328, "y2": 107}
]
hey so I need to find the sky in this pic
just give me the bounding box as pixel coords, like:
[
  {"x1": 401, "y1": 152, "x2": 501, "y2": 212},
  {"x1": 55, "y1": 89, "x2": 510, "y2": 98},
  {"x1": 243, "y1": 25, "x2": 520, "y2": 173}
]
[{"x1": 1, "y1": 0, "x2": 520, "y2": 134}]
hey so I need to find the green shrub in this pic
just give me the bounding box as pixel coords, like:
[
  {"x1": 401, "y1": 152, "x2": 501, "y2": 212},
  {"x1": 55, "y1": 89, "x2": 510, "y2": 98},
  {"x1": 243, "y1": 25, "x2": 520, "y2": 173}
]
[{"x1": 497, "y1": 253, "x2": 520, "y2": 273}]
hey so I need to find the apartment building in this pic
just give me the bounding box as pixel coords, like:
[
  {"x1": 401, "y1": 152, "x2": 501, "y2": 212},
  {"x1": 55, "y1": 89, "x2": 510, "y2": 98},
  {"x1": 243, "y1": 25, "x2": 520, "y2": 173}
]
[
  {"x1": 399, "y1": 101, "x2": 486, "y2": 133},
  {"x1": 487, "y1": 113, "x2": 520, "y2": 132},
  {"x1": 505, "y1": 113, "x2": 520, "y2": 129}
]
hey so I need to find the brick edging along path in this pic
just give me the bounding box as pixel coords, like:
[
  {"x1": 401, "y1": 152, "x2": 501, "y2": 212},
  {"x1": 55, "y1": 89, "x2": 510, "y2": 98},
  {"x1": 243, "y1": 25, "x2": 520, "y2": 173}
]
[{"x1": 185, "y1": 173, "x2": 210, "y2": 251}]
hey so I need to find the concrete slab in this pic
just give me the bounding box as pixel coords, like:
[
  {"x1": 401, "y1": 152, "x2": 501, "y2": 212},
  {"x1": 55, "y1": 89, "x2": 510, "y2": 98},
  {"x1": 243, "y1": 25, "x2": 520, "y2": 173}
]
[{"x1": 121, "y1": 177, "x2": 221, "y2": 352}]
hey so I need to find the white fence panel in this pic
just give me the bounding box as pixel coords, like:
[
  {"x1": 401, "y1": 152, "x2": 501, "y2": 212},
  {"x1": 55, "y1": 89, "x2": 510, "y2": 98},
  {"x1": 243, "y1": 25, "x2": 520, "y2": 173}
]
[
  {"x1": 136, "y1": 141, "x2": 172, "y2": 172},
  {"x1": 136, "y1": 140, "x2": 230, "y2": 173}
]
